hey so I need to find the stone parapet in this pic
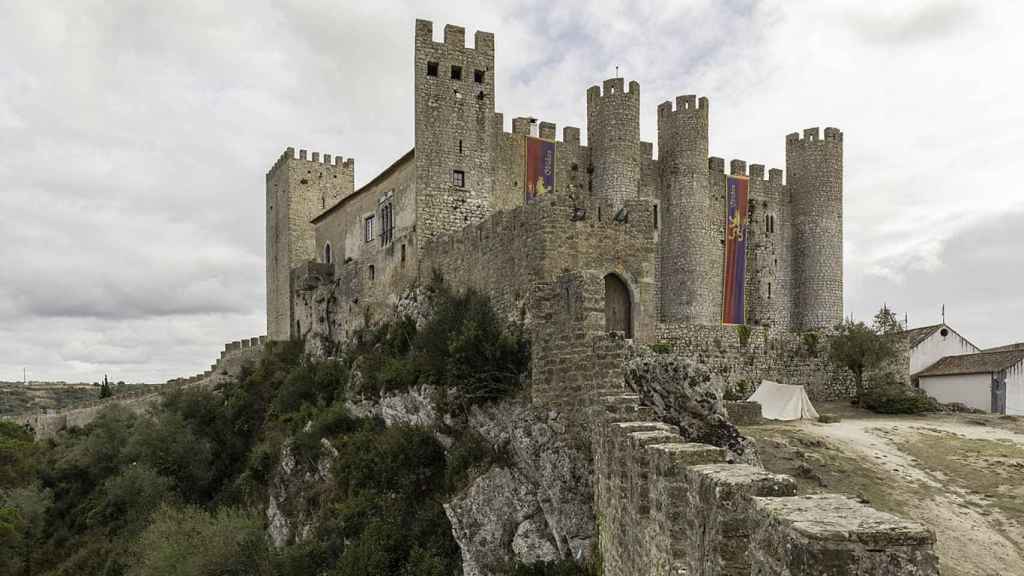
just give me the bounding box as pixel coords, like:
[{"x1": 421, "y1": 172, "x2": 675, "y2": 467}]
[
  {"x1": 590, "y1": 393, "x2": 938, "y2": 576},
  {"x1": 749, "y1": 495, "x2": 938, "y2": 575}
]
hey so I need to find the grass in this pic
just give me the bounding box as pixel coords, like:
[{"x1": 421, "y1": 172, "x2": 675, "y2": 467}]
[
  {"x1": 894, "y1": 429, "x2": 1024, "y2": 519},
  {"x1": 742, "y1": 425, "x2": 915, "y2": 516}
]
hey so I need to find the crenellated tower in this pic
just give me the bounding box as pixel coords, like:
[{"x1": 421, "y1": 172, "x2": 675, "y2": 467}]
[
  {"x1": 657, "y1": 95, "x2": 720, "y2": 324},
  {"x1": 414, "y1": 20, "x2": 496, "y2": 246},
  {"x1": 266, "y1": 147, "x2": 355, "y2": 340},
  {"x1": 786, "y1": 127, "x2": 843, "y2": 330},
  {"x1": 586, "y1": 78, "x2": 640, "y2": 208}
]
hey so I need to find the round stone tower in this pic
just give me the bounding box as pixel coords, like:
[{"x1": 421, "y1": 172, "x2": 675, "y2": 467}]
[
  {"x1": 786, "y1": 127, "x2": 843, "y2": 330},
  {"x1": 657, "y1": 95, "x2": 720, "y2": 324},
  {"x1": 586, "y1": 78, "x2": 640, "y2": 208}
]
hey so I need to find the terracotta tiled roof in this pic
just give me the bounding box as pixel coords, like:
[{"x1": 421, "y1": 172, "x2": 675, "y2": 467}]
[
  {"x1": 901, "y1": 325, "x2": 942, "y2": 349},
  {"x1": 916, "y1": 349, "x2": 1024, "y2": 377}
]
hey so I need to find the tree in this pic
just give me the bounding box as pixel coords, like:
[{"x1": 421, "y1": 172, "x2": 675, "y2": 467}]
[
  {"x1": 99, "y1": 375, "x2": 113, "y2": 399},
  {"x1": 829, "y1": 313, "x2": 898, "y2": 401},
  {"x1": 873, "y1": 304, "x2": 902, "y2": 335},
  {"x1": 127, "y1": 505, "x2": 272, "y2": 576}
]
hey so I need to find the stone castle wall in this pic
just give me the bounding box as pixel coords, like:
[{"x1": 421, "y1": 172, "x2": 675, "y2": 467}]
[
  {"x1": 591, "y1": 393, "x2": 939, "y2": 576},
  {"x1": 6, "y1": 337, "x2": 267, "y2": 439},
  {"x1": 414, "y1": 21, "x2": 497, "y2": 246},
  {"x1": 787, "y1": 128, "x2": 843, "y2": 330},
  {"x1": 654, "y1": 323, "x2": 910, "y2": 400},
  {"x1": 267, "y1": 148, "x2": 355, "y2": 340}
]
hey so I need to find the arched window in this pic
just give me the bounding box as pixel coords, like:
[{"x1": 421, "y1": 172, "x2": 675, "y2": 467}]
[
  {"x1": 604, "y1": 273, "x2": 633, "y2": 338},
  {"x1": 323, "y1": 242, "x2": 333, "y2": 264}
]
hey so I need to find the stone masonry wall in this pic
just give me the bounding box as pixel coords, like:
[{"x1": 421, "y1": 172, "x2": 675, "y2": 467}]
[
  {"x1": 654, "y1": 323, "x2": 910, "y2": 401},
  {"x1": 267, "y1": 147, "x2": 355, "y2": 340},
  {"x1": 587, "y1": 78, "x2": 641, "y2": 210},
  {"x1": 787, "y1": 127, "x2": 843, "y2": 330},
  {"x1": 591, "y1": 392, "x2": 939, "y2": 576},
  {"x1": 414, "y1": 20, "x2": 496, "y2": 247}
]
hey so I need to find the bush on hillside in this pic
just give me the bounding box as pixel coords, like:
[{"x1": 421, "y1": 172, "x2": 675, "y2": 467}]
[
  {"x1": 349, "y1": 277, "x2": 530, "y2": 412},
  {"x1": 861, "y1": 375, "x2": 941, "y2": 414}
]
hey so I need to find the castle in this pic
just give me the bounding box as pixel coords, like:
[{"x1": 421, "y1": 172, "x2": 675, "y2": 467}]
[{"x1": 266, "y1": 19, "x2": 851, "y2": 400}]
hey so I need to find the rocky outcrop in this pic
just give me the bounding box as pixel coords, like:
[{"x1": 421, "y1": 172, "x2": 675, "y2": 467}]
[
  {"x1": 266, "y1": 436, "x2": 337, "y2": 547},
  {"x1": 624, "y1": 348, "x2": 756, "y2": 463},
  {"x1": 266, "y1": 388, "x2": 595, "y2": 573},
  {"x1": 444, "y1": 401, "x2": 596, "y2": 574}
]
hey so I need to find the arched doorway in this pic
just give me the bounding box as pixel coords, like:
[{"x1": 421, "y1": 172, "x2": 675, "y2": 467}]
[{"x1": 604, "y1": 274, "x2": 632, "y2": 338}]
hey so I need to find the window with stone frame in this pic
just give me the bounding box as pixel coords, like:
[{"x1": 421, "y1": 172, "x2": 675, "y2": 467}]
[
  {"x1": 452, "y1": 169, "x2": 465, "y2": 188},
  {"x1": 451, "y1": 65, "x2": 462, "y2": 80},
  {"x1": 364, "y1": 215, "x2": 375, "y2": 243},
  {"x1": 379, "y1": 194, "x2": 395, "y2": 246},
  {"x1": 426, "y1": 61, "x2": 438, "y2": 77}
]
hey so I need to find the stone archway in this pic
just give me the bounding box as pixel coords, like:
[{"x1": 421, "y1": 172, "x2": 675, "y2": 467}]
[{"x1": 604, "y1": 273, "x2": 633, "y2": 338}]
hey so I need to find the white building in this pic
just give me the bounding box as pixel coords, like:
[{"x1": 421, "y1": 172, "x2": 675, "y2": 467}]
[
  {"x1": 902, "y1": 323, "x2": 979, "y2": 376},
  {"x1": 915, "y1": 349, "x2": 1024, "y2": 414}
]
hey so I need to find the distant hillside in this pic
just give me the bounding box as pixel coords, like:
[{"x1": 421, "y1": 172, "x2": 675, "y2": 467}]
[{"x1": 0, "y1": 382, "x2": 154, "y2": 416}]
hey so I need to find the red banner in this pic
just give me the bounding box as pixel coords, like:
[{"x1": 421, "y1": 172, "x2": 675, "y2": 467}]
[
  {"x1": 525, "y1": 137, "x2": 555, "y2": 204},
  {"x1": 723, "y1": 175, "x2": 748, "y2": 325}
]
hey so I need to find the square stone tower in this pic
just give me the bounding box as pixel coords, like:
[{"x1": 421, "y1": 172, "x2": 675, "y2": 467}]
[{"x1": 266, "y1": 148, "x2": 354, "y2": 340}]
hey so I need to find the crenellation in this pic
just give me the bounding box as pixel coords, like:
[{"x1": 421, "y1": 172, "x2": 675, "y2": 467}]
[
  {"x1": 563, "y1": 126, "x2": 580, "y2": 146},
  {"x1": 443, "y1": 24, "x2": 465, "y2": 48},
  {"x1": 730, "y1": 159, "x2": 747, "y2": 176},
  {"x1": 750, "y1": 163, "x2": 765, "y2": 179},
  {"x1": 708, "y1": 156, "x2": 725, "y2": 172}
]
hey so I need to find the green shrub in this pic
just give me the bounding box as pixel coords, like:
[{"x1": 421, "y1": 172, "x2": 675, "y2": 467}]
[
  {"x1": 127, "y1": 504, "x2": 272, "y2": 576},
  {"x1": 736, "y1": 325, "x2": 751, "y2": 348},
  {"x1": 650, "y1": 342, "x2": 673, "y2": 355},
  {"x1": 801, "y1": 332, "x2": 819, "y2": 357},
  {"x1": 861, "y1": 376, "x2": 940, "y2": 414}
]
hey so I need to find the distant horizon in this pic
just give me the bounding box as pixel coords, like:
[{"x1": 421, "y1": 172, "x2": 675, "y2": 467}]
[{"x1": 3, "y1": 1, "x2": 1022, "y2": 382}]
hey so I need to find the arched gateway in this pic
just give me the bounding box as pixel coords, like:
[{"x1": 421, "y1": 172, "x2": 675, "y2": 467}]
[{"x1": 604, "y1": 274, "x2": 632, "y2": 338}]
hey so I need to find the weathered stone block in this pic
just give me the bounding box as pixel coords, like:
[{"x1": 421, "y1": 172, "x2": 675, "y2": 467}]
[
  {"x1": 684, "y1": 464, "x2": 797, "y2": 576},
  {"x1": 749, "y1": 495, "x2": 939, "y2": 576}
]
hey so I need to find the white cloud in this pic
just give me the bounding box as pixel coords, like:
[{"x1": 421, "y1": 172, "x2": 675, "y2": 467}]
[{"x1": 1, "y1": 0, "x2": 1021, "y2": 382}]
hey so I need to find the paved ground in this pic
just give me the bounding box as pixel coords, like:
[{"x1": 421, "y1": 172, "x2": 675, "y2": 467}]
[{"x1": 743, "y1": 405, "x2": 1024, "y2": 576}]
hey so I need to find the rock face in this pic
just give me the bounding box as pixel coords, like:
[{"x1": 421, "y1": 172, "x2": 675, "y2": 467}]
[
  {"x1": 625, "y1": 348, "x2": 756, "y2": 462},
  {"x1": 266, "y1": 387, "x2": 595, "y2": 573},
  {"x1": 445, "y1": 401, "x2": 596, "y2": 575},
  {"x1": 266, "y1": 437, "x2": 338, "y2": 547}
]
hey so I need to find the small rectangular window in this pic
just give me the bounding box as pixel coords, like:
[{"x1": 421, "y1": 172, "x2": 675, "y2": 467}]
[
  {"x1": 426, "y1": 61, "x2": 438, "y2": 77},
  {"x1": 451, "y1": 65, "x2": 462, "y2": 80},
  {"x1": 364, "y1": 215, "x2": 374, "y2": 242},
  {"x1": 474, "y1": 69, "x2": 485, "y2": 83},
  {"x1": 452, "y1": 169, "x2": 465, "y2": 188},
  {"x1": 653, "y1": 204, "x2": 659, "y2": 230},
  {"x1": 368, "y1": 265, "x2": 375, "y2": 282}
]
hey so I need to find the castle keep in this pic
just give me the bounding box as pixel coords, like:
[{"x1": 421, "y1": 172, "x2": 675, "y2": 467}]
[{"x1": 266, "y1": 19, "x2": 849, "y2": 398}]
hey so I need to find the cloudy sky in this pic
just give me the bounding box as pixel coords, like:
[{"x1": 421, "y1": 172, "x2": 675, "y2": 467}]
[{"x1": 2, "y1": 0, "x2": 1021, "y2": 383}]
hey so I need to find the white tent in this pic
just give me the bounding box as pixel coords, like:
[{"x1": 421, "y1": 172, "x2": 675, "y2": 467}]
[{"x1": 747, "y1": 380, "x2": 819, "y2": 421}]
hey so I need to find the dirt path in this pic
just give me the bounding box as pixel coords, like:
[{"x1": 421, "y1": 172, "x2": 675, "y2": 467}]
[{"x1": 792, "y1": 415, "x2": 1024, "y2": 576}]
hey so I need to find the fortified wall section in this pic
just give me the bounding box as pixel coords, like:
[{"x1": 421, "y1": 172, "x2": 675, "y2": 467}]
[
  {"x1": 591, "y1": 393, "x2": 939, "y2": 576},
  {"x1": 267, "y1": 147, "x2": 355, "y2": 340},
  {"x1": 419, "y1": 196, "x2": 658, "y2": 342},
  {"x1": 414, "y1": 20, "x2": 497, "y2": 246},
  {"x1": 654, "y1": 323, "x2": 910, "y2": 400},
  {"x1": 5, "y1": 337, "x2": 267, "y2": 439}
]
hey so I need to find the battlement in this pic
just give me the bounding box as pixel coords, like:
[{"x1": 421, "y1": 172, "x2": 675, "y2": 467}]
[
  {"x1": 268, "y1": 146, "x2": 355, "y2": 176},
  {"x1": 505, "y1": 116, "x2": 581, "y2": 145},
  {"x1": 657, "y1": 95, "x2": 709, "y2": 118},
  {"x1": 730, "y1": 159, "x2": 747, "y2": 176},
  {"x1": 415, "y1": 19, "x2": 494, "y2": 54},
  {"x1": 786, "y1": 126, "x2": 843, "y2": 145},
  {"x1": 587, "y1": 78, "x2": 640, "y2": 101},
  {"x1": 709, "y1": 156, "x2": 725, "y2": 172}
]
